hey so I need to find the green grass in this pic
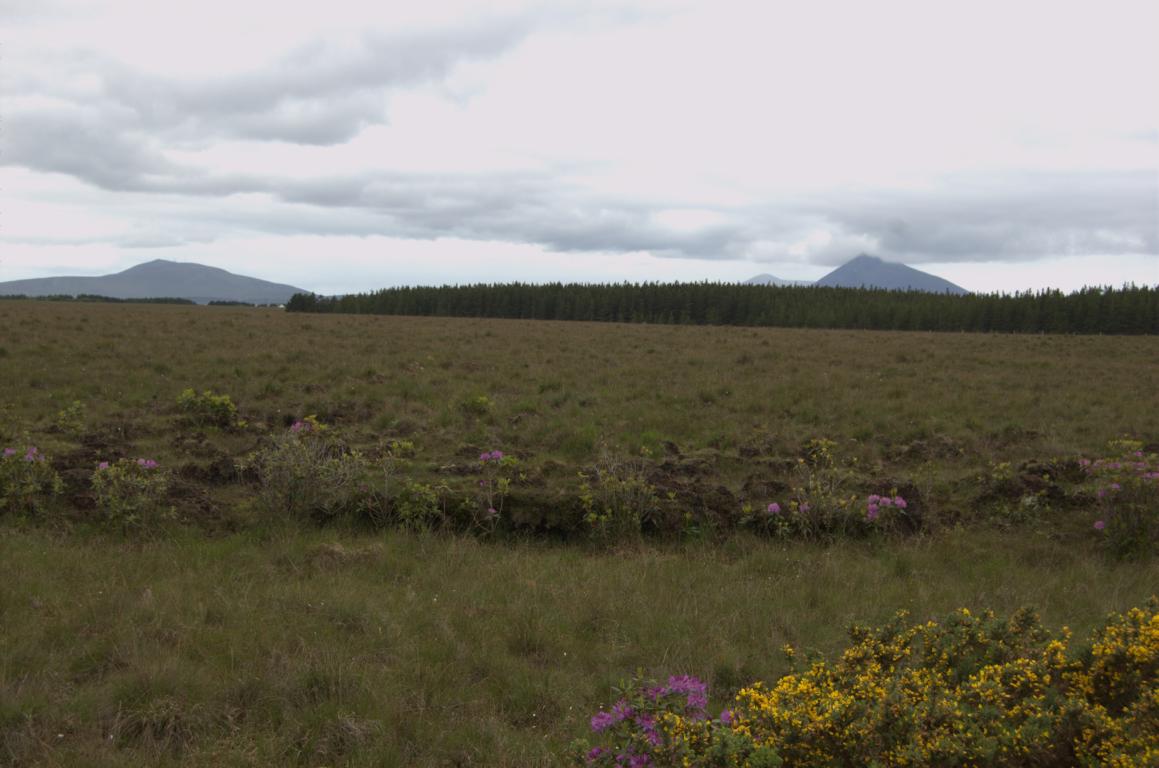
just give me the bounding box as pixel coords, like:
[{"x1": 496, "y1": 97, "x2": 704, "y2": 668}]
[
  {"x1": 0, "y1": 301, "x2": 1156, "y2": 765},
  {"x1": 2, "y1": 529, "x2": 1155, "y2": 766}
]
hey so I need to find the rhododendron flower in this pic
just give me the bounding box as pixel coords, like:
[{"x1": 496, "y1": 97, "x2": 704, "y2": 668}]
[
  {"x1": 1094, "y1": 520, "x2": 1106, "y2": 530},
  {"x1": 894, "y1": 496, "x2": 907, "y2": 508},
  {"x1": 767, "y1": 502, "x2": 781, "y2": 514},
  {"x1": 98, "y1": 461, "x2": 110, "y2": 470},
  {"x1": 2, "y1": 448, "x2": 15, "y2": 457}
]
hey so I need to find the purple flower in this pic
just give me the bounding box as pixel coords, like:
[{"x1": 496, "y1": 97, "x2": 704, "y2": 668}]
[
  {"x1": 1109, "y1": 482, "x2": 1121, "y2": 491},
  {"x1": 487, "y1": 507, "x2": 498, "y2": 518},
  {"x1": 1097, "y1": 488, "x2": 1107, "y2": 499},
  {"x1": 1094, "y1": 519, "x2": 1106, "y2": 531},
  {"x1": 590, "y1": 711, "x2": 617, "y2": 732},
  {"x1": 137, "y1": 458, "x2": 159, "y2": 469},
  {"x1": 719, "y1": 709, "x2": 734, "y2": 725},
  {"x1": 98, "y1": 461, "x2": 110, "y2": 470},
  {"x1": 479, "y1": 452, "x2": 490, "y2": 462},
  {"x1": 2, "y1": 447, "x2": 15, "y2": 457},
  {"x1": 868, "y1": 494, "x2": 881, "y2": 504},
  {"x1": 586, "y1": 746, "x2": 607, "y2": 763},
  {"x1": 662, "y1": 675, "x2": 708, "y2": 712},
  {"x1": 798, "y1": 502, "x2": 810, "y2": 514},
  {"x1": 24, "y1": 447, "x2": 40, "y2": 462},
  {"x1": 867, "y1": 505, "x2": 879, "y2": 522},
  {"x1": 767, "y1": 502, "x2": 781, "y2": 514},
  {"x1": 894, "y1": 496, "x2": 907, "y2": 509}
]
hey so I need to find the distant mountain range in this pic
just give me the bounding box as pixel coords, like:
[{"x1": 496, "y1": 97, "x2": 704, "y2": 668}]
[
  {"x1": 746, "y1": 254, "x2": 968, "y2": 294},
  {"x1": 0, "y1": 259, "x2": 308, "y2": 304}
]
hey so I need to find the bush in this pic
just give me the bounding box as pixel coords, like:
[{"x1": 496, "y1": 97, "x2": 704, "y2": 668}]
[
  {"x1": 575, "y1": 600, "x2": 1159, "y2": 767},
  {"x1": 243, "y1": 418, "x2": 365, "y2": 524},
  {"x1": 1082, "y1": 439, "x2": 1159, "y2": 559},
  {"x1": 91, "y1": 458, "x2": 172, "y2": 531},
  {"x1": 742, "y1": 438, "x2": 918, "y2": 540},
  {"x1": 579, "y1": 448, "x2": 661, "y2": 540},
  {"x1": 176, "y1": 388, "x2": 243, "y2": 429},
  {"x1": 0, "y1": 445, "x2": 63, "y2": 516}
]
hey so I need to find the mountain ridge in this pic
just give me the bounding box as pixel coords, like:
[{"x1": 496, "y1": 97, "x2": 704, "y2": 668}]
[
  {"x1": 0, "y1": 259, "x2": 308, "y2": 304},
  {"x1": 745, "y1": 254, "x2": 968, "y2": 294}
]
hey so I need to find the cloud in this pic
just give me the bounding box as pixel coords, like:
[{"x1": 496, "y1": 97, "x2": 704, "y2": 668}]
[{"x1": 3, "y1": 2, "x2": 1155, "y2": 275}]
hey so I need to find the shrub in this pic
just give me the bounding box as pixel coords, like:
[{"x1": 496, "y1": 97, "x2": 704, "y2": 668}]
[
  {"x1": 742, "y1": 439, "x2": 917, "y2": 540},
  {"x1": 243, "y1": 418, "x2": 364, "y2": 524},
  {"x1": 393, "y1": 479, "x2": 445, "y2": 531},
  {"x1": 579, "y1": 448, "x2": 661, "y2": 540},
  {"x1": 458, "y1": 394, "x2": 494, "y2": 419},
  {"x1": 575, "y1": 600, "x2": 1159, "y2": 767},
  {"x1": 0, "y1": 445, "x2": 63, "y2": 516},
  {"x1": 176, "y1": 388, "x2": 243, "y2": 429},
  {"x1": 54, "y1": 399, "x2": 86, "y2": 436},
  {"x1": 469, "y1": 449, "x2": 520, "y2": 534},
  {"x1": 91, "y1": 458, "x2": 172, "y2": 531},
  {"x1": 1082, "y1": 439, "x2": 1159, "y2": 559}
]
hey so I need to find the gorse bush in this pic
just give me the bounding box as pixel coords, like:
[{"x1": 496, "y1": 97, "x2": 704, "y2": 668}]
[
  {"x1": 0, "y1": 446, "x2": 63, "y2": 516},
  {"x1": 91, "y1": 458, "x2": 172, "y2": 531},
  {"x1": 577, "y1": 599, "x2": 1159, "y2": 767},
  {"x1": 244, "y1": 417, "x2": 365, "y2": 523},
  {"x1": 176, "y1": 388, "x2": 243, "y2": 429}
]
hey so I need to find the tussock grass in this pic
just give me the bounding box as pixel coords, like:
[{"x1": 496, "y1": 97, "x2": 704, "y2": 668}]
[{"x1": 2, "y1": 529, "x2": 1156, "y2": 766}]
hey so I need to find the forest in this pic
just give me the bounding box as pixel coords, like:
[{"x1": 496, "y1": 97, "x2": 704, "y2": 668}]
[{"x1": 286, "y1": 282, "x2": 1159, "y2": 334}]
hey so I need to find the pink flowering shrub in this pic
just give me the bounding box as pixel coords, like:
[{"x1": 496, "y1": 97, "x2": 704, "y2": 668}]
[
  {"x1": 471, "y1": 449, "x2": 520, "y2": 534},
  {"x1": 0, "y1": 445, "x2": 63, "y2": 516},
  {"x1": 242, "y1": 418, "x2": 365, "y2": 524},
  {"x1": 1081, "y1": 439, "x2": 1158, "y2": 559},
  {"x1": 91, "y1": 457, "x2": 172, "y2": 531},
  {"x1": 742, "y1": 440, "x2": 917, "y2": 539}
]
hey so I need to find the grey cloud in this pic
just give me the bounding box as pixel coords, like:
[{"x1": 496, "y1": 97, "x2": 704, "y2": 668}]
[
  {"x1": 75, "y1": 17, "x2": 537, "y2": 147},
  {"x1": 812, "y1": 171, "x2": 1158, "y2": 264},
  {"x1": 5, "y1": 110, "x2": 180, "y2": 191}
]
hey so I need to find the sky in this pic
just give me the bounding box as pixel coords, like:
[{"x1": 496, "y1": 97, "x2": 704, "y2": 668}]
[{"x1": 1, "y1": 0, "x2": 1157, "y2": 295}]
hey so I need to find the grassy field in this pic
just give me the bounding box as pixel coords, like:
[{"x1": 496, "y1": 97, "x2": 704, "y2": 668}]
[{"x1": 1, "y1": 300, "x2": 1157, "y2": 765}]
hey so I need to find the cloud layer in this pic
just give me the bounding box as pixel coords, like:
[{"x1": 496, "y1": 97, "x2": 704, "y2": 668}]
[{"x1": 2, "y1": 0, "x2": 1157, "y2": 284}]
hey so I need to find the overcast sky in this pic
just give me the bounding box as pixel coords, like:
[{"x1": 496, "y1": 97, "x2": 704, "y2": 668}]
[{"x1": 2, "y1": 0, "x2": 1156, "y2": 294}]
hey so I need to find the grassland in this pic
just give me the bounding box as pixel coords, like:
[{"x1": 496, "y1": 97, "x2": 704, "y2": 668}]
[{"x1": 1, "y1": 301, "x2": 1157, "y2": 766}]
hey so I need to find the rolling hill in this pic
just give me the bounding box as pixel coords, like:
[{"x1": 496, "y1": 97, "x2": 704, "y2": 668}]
[{"x1": 0, "y1": 260, "x2": 308, "y2": 304}]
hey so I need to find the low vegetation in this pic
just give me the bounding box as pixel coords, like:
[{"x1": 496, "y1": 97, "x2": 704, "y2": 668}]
[{"x1": 0, "y1": 299, "x2": 1155, "y2": 765}]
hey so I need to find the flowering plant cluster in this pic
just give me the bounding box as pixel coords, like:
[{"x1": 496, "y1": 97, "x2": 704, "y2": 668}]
[
  {"x1": 473, "y1": 449, "x2": 519, "y2": 534},
  {"x1": 91, "y1": 457, "x2": 172, "y2": 531},
  {"x1": 1081, "y1": 439, "x2": 1158, "y2": 559},
  {"x1": 574, "y1": 600, "x2": 1158, "y2": 767},
  {"x1": 0, "y1": 445, "x2": 63, "y2": 515},
  {"x1": 744, "y1": 439, "x2": 919, "y2": 540},
  {"x1": 243, "y1": 418, "x2": 363, "y2": 524},
  {"x1": 577, "y1": 675, "x2": 772, "y2": 768}
]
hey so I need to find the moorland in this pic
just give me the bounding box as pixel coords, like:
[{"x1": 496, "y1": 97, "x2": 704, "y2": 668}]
[{"x1": 1, "y1": 300, "x2": 1156, "y2": 766}]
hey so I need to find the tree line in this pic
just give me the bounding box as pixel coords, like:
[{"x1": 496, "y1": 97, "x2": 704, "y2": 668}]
[{"x1": 285, "y1": 282, "x2": 1159, "y2": 334}]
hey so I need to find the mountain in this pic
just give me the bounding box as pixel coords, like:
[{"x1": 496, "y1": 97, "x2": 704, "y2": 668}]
[
  {"x1": 0, "y1": 260, "x2": 309, "y2": 304},
  {"x1": 743, "y1": 273, "x2": 811, "y2": 286},
  {"x1": 814, "y1": 254, "x2": 968, "y2": 294}
]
